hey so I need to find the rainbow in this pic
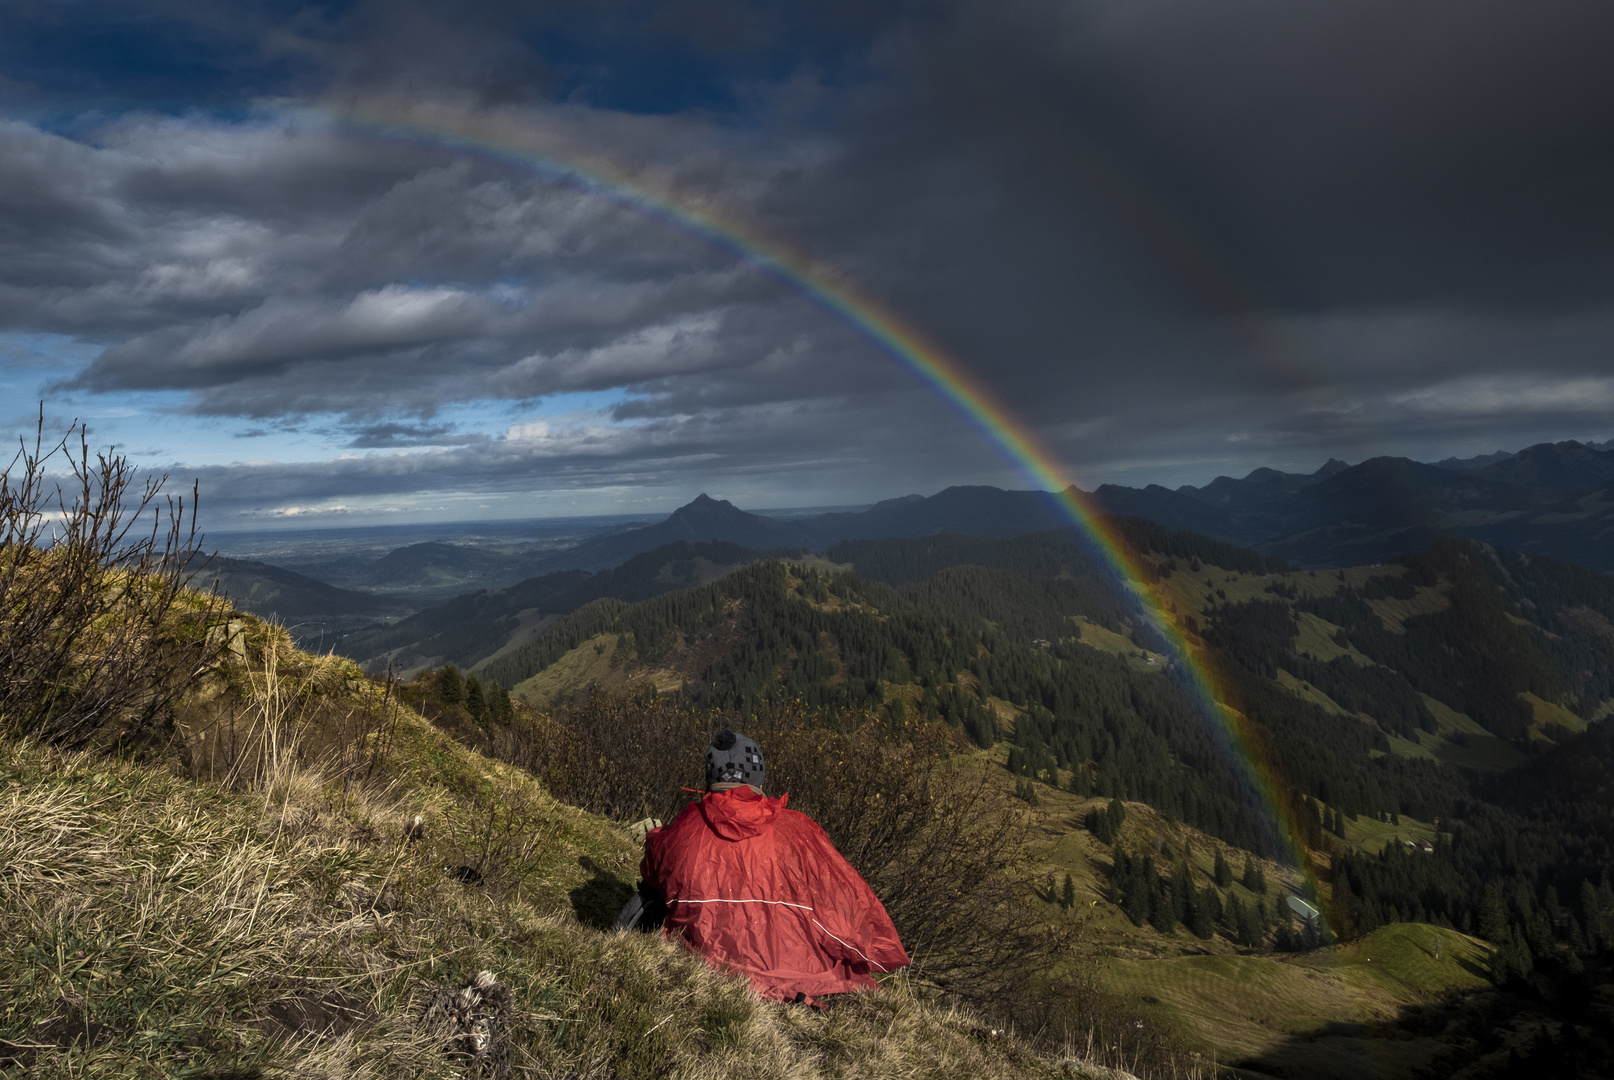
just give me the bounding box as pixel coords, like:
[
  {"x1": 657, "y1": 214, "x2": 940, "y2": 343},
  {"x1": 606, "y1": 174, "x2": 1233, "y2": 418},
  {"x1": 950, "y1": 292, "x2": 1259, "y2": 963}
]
[{"x1": 305, "y1": 101, "x2": 1325, "y2": 896}]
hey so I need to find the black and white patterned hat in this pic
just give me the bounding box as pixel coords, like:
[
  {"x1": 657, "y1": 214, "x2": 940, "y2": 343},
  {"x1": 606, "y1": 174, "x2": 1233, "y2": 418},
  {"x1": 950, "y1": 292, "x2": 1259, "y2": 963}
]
[{"x1": 705, "y1": 728, "x2": 765, "y2": 789}]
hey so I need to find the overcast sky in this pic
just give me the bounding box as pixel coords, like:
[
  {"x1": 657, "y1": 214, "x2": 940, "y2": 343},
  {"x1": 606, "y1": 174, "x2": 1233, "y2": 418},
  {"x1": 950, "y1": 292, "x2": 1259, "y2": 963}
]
[{"x1": 2, "y1": 0, "x2": 1612, "y2": 527}]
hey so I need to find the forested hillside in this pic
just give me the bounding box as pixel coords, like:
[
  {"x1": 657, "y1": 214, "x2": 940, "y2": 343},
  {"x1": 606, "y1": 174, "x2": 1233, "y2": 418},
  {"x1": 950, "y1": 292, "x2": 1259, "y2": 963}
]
[{"x1": 334, "y1": 539, "x2": 797, "y2": 673}]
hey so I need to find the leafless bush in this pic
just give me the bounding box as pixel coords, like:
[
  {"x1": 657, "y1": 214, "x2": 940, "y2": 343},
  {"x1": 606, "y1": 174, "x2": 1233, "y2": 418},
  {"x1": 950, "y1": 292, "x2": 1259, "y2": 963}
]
[
  {"x1": 761, "y1": 718, "x2": 1062, "y2": 1000},
  {"x1": 487, "y1": 688, "x2": 708, "y2": 823},
  {"x1": 0, "y1": 412, "x2": 223, "y2": 750},
  {"x1": 434, "y1": 775, "x2": 559, "y2": 893}
]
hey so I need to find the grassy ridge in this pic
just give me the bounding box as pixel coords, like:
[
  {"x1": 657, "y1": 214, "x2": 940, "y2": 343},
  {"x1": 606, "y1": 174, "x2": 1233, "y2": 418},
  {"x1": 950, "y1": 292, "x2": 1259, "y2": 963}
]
[{"x1": 0, "y1": 619, "x2": 1139, "y2": 1080}]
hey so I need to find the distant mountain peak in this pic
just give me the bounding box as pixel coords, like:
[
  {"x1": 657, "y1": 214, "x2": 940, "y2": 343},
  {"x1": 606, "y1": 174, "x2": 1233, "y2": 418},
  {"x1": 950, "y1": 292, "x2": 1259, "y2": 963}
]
[
  {"x1": 1314, "y1": 458, "x2": 1351, "y2": 478},
  {"x1": 673, "y1": 493, "x2": 743, "y2": 516},
  {"x1": 867, "y1": 493, "x2": 926, "y2": 512},
  {"x1": 1470, "y1": 440, "x2": 1614, "y2": 492}
]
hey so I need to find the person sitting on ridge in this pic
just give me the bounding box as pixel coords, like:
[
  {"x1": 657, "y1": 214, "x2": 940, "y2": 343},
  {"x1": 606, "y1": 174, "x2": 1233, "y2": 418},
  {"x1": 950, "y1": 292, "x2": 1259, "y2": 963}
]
[{"x1": 626, "y1": 728, "x2": 909, "y2": 1004}]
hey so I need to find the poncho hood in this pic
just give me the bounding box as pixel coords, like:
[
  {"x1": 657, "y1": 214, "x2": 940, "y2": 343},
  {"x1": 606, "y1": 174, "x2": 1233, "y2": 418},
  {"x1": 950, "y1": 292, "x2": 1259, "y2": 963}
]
[{"x1": 698, "y1": 785, "x2": 787, "y2": 840}]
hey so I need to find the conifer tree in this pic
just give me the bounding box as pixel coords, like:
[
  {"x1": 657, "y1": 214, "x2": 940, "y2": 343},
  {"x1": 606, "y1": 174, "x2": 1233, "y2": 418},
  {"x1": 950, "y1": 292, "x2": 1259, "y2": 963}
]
[
  {"x1": 1582, "y1": 880, "x2": 1606, "y2": 951},
  {"x1": 1125, "y1": 877, "x2": 1150, "y2": 926},
  {"x1": 1478, "y1": 884, "x2": 1509, "y2": 943},
  {"x1": 1235, "y1": 895, "x2": 1264, "y2": 947},
  {"x1": 1189, "y1": 886, "x2": 1214, "y2": 939},
  {"x1": 1170, "y1": 861, "x2": 1194, "y2": 925},
  {"x1": 1149, "y1": 876, "x2": 1177, "y2": 934},
  {"x1": 440, "y1": 665, "x2": 464, "y2": 705},
  {"x1": 1214, "y1": 851, "x2": 1233, "y2": 889},
  {"x1": 491, "y1": 683, "x2": 513, "y2": 722},
  {"x1": 1242, "y1": 854, "x2": 1266, "y2": 894},
  {"x1": 1226, "y1": 893, "x2": 1247, "y2": 940},
  {"x1": 1069, "y1": 764, "x2": 1092, "y2": 797},
  {"x1": 466, "y1": 676, "x2": 486, "y2": 721},
  {"x1": 1062, "y1": 873, "x2": 1076, "y2": 909},
  {"x1": 1106, "y1": 796, "x2": 1127, "y2": 839}
]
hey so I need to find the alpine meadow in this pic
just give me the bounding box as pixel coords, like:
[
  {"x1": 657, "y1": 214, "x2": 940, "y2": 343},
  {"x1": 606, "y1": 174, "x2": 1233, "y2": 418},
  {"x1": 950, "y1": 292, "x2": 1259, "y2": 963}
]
[{"x1": 5, "y1": 3, "x2": 1614, "y2": 1079}]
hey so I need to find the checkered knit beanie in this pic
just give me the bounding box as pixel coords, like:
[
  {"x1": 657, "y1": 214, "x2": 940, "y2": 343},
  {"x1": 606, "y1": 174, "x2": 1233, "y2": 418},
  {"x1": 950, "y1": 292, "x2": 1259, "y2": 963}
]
[{"x1": 705, "y1": 728, "x2": 765, "y2": 790}]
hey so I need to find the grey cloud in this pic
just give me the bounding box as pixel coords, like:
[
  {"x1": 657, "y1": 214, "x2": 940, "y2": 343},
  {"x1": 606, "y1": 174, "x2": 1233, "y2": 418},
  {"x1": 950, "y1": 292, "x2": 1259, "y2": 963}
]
[
  {"x1": 489, "y1": 311, "x2": 729, "y2": 396},
  {"x1": 1387, "y1": 375, "x2": 1614, "y2": 421},
  {"x1": 346, "y1": 421, "x2": 472, "y2": 447},
  {"x1": 84, "y1": 286, "x2": 496, "y2": 388},
  {"x1": 0, "y1": 122, "x2": 134, "y2": 290}
]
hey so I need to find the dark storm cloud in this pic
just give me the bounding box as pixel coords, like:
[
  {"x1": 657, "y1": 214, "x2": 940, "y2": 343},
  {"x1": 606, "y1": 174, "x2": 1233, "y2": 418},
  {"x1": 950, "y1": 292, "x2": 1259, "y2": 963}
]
[
  {"x1": 346, "y1": 421, "x2": 469, "y2": 448},
  {"x1": 2, "y1": 0, "x2": 1613, "y2": 516},
  {"x1": 746, "y1": 0, "x2": 1614, "y2": 471}
]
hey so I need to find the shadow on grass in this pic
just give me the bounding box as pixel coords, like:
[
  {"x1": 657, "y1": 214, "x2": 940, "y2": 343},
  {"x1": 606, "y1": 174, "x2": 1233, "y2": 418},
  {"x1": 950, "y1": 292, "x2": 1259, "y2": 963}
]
[
  {"x1": 570, "y1": 856, "x2": 635, "y2": 930},
  {"x1": 1233, "y1": 963, "x2": 1614, "y2": 1080}
]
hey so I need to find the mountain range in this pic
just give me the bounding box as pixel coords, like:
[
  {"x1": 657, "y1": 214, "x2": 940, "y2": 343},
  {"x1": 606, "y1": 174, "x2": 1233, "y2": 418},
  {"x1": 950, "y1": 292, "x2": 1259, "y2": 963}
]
[
  {"x1": 1106, "y1": 440, "x2": 1613, "y2": 563},
  {"x1": 513, "y1": 440, "x2": 1614, "y2": 576},
  {"x1": 208, "y1": 437, "x2": 1614, "y2": 651},
  {"x1": 1094, "y1": 452, "x2": 1614, "y2": 570}
]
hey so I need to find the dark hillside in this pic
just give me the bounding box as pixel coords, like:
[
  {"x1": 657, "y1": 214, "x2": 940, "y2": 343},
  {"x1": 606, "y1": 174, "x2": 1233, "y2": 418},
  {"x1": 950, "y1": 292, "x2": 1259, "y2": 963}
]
[
  {"x1": 1090, "y1": 484, "x2": 1249, "y2": 542},
  {"x1": 1108, "y1": 516, "x2": 1294, "y2": 575},
  {"x1": 827, "y1": 519, "x2": 1288, "y2": 589},
  {"x1": 806, "y1": 484, "x2": 1071, "y2": 540},
  {"x1": 1468, "y1": 543, "x2": 1614, "y2": 710},
  {"x1": 828, "y1": 531, "x2": 1107, "y2": 587},
  {"x1": 1470, "y1": 440, "x2": 1614, "y2": 492},
  {"x1": 1172, "y1": 538, "x2": 1614, "y2": 989},
  {"x1": 1481, "y1": 481, "x2": 1614, "y2": 574},
  {"x1": 356, "y1": 540, "x2": 517, "y2": 588},
  {"x1": 1296, "y1": 541, "x2": 1594, "y2": 733},
  {"x1": 197, "y1": 555, "x2": 409, "y2": 620},
  {"x1": 335, "y1": 540, "x2": 786, "y2": 672}
]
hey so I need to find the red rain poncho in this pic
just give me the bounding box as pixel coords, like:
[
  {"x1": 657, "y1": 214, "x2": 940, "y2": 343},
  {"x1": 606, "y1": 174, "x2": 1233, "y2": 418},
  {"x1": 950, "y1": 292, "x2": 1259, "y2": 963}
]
[{"x1": 640, "y1": 786, "x2": 910, "y2": 1002}]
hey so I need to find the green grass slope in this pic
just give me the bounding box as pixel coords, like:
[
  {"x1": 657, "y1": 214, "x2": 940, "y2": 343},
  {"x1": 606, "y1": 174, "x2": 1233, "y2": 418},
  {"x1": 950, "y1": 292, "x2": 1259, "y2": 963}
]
[{"x1": 1101, "y1": 925, "x2": 1490, "y2": 1080}]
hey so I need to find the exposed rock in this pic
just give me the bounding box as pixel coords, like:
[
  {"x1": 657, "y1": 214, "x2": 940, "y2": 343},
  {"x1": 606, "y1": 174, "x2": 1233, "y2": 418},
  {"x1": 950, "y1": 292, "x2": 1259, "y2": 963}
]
[{"x1": 420, "y1": 969, "x2": 514, "y2": 1077}]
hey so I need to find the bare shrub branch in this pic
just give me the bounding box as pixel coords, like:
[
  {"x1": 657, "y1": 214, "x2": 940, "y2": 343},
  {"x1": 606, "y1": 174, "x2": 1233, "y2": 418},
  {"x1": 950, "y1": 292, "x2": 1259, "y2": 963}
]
[{"x1": 0, "y1": 409, "x2": 223, "y2": 750}]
